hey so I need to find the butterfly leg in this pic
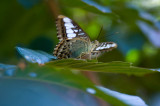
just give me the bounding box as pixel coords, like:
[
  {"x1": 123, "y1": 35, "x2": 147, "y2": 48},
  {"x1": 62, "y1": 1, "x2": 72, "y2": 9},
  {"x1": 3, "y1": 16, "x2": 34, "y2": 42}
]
[
  {"x1": 96, "y1": 52, "x2": 100, "y2": 60},
  {"x1": 91, "y1": 51, "x2": 101, "y2": 60}
]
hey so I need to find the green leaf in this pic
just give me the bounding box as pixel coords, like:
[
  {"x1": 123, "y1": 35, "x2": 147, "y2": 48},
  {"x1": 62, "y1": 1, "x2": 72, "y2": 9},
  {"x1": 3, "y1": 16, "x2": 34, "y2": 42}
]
[
  {"x1": 59, "y1": 0, "x2": 115, "y2": 17},
  {"x1": 46, "y1": 59, "x2": 157, "y2": 76},
  {"x1": 0, "y1": 78, "x2": 101, "y2": 106},
  {"x1": 14, "y1": 64, "x2": 127, "y2": 106},
  {"x1": 0, "y1": 61, "x2": 148, "y2": 105}
]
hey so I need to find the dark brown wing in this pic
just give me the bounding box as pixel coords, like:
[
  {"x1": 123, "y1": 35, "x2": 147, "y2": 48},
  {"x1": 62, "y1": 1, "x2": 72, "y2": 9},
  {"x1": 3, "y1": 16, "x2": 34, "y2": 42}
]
[
  {"x1": 56, "y1": 15, "x2": 90, "y2": 41},
  {"x1": 53, "y1": 40, "x2": 71, "y2": 59}
]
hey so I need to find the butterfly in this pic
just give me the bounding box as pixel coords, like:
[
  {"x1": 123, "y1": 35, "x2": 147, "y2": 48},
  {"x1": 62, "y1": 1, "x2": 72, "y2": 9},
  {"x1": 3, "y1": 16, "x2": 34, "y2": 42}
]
[{"x1": 54, "y1": 15, "x2": 117, "y2": 59}]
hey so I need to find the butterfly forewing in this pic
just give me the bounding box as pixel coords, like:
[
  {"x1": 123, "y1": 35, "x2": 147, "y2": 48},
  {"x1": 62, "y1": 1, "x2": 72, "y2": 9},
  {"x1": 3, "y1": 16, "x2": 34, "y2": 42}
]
[{"x1": 56, "y1": 15, "x2": 90, "y2": 41}]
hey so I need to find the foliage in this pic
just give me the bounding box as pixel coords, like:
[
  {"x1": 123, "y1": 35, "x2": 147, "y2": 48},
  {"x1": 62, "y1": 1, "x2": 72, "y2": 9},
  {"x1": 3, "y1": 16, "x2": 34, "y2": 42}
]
[{"x1": 0, "y1": 0, "x2": 160, "y2": 105}]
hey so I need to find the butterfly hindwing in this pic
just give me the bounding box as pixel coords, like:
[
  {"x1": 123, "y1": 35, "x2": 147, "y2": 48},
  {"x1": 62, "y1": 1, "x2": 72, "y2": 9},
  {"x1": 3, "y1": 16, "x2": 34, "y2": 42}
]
[
  {"x1": 56, "y1": 15, "x2": 90, "y2": 41},
  {"x1": 90, "y1": 42, "x2": 117, "y2": 59},
  {"x1": 93, "y1": 42, "x2": 117, "y2": 52}
]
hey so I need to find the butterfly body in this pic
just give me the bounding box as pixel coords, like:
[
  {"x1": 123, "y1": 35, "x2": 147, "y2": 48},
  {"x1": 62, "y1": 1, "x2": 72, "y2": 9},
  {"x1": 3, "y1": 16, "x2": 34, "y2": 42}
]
[
  {"x1": 69, "y1": 38, "x2": 90, "y2": 58},
  {"x1": 54, "y1": 38, "x2": 90, "y2": 59},
  {"x1": 54, "y1": 15, "x2": 117, "y2": 59}
]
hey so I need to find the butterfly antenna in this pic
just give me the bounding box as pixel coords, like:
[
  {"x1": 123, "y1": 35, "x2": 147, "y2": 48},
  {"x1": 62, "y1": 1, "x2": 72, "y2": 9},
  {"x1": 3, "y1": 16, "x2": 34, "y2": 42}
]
[{"x1": 97, "y1": 26, "x2": 103, "y2": 40}]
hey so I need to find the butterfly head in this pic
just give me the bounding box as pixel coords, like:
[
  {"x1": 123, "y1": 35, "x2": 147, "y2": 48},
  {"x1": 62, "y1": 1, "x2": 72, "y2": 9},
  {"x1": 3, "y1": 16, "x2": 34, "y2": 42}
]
[{"x1": 93, "y1": 40, "x2": 99, "y2": 45}]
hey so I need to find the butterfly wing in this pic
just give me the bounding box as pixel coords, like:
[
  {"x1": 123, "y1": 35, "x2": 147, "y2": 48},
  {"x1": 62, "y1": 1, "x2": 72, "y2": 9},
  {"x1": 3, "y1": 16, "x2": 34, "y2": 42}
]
[
  {"x1": 94, "y1": 42, "x2": 117, "y2": 52},
  {"x1": 56, "y1": 15, "x2": 90, "y2": 41},
  {"x1": 91, "y1": 42, "x2": 117, "y2": 59},
  {"x1": 54, "y1": 15, "x2": 91, "y2": 59}
]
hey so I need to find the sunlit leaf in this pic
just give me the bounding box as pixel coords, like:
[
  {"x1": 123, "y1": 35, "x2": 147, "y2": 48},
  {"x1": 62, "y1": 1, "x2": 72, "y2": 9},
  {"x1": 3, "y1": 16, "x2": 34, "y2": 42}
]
[
  {"x1": 16, "y1": 47, "x2": 57, "y2": 64},
  {"x1": 59, "y1": 0, "x2": 114, "y2": 17},
  {"x1": 97, "y1": 86, "x2": 147, "y2": 106},
  {"x1": 137, "y1": 21, "x2": 160, "y2": 47},
  {"x1": 81, "y1": 0, "x2": 111, "y2": 13}
]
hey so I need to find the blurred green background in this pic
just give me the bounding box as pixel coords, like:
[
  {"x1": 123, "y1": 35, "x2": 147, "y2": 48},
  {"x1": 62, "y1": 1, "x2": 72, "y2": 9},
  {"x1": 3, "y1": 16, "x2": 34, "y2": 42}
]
[
  {"x1": 1, "y1": 0, "x2": 160, "y2": 67},
  {"x1": 0, "y1": 0, "x2": 160, "y2": 105}
]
